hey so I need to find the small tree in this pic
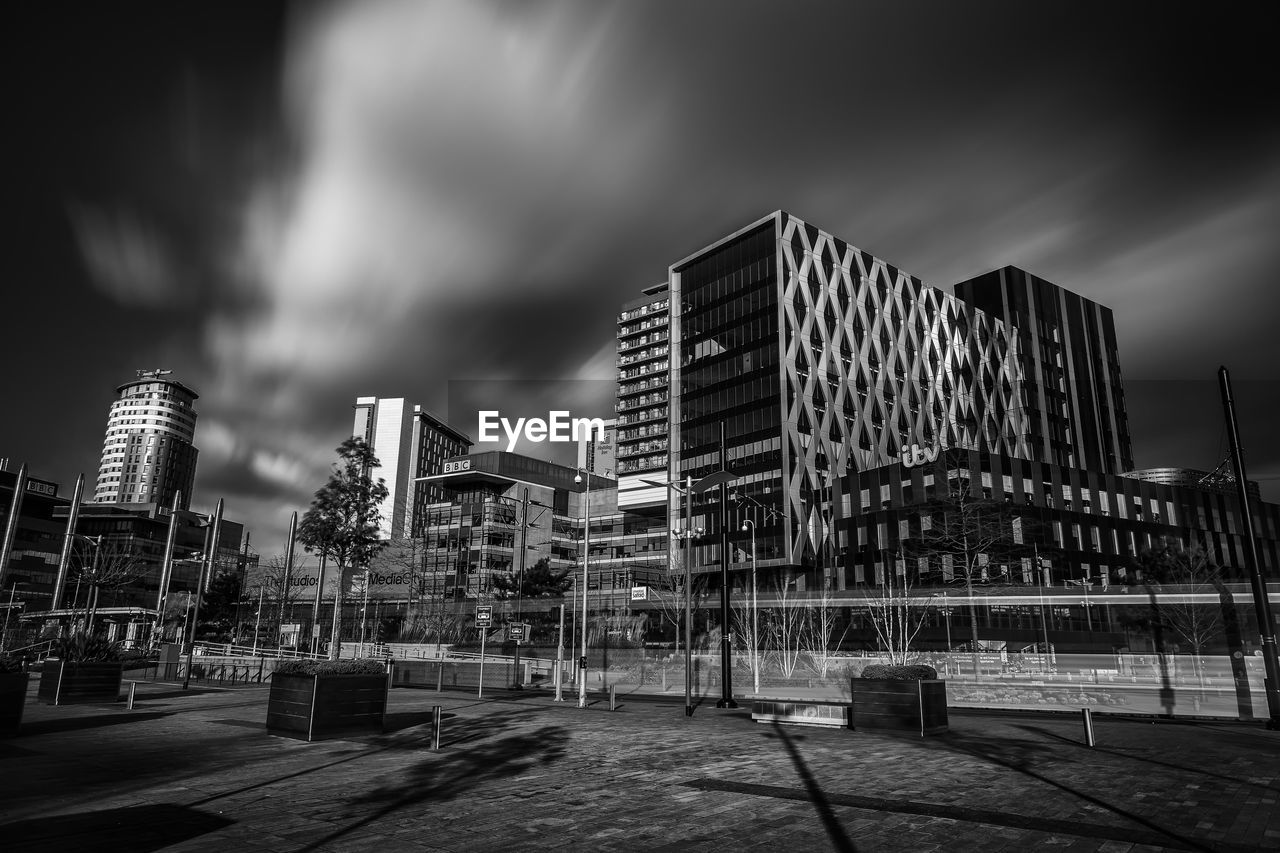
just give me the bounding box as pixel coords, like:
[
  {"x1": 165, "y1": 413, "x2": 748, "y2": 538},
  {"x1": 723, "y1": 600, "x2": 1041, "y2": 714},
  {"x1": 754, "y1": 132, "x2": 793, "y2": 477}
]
[
  {"x1": 77, "y1": 538, "x2": 146, "y2": 634},
  {"x1": 297, "y1": 438, "x2": 389, "y2": 658},
  {"x1": 863, "y1": 557, "x2": 935, "y2": 666},
  {"x1": 1133, "y1": 542, "x2": 1225, "y2": 683},
  {"x1": 762, "y1": 572, "x2": 809, "y2": 680},
  {"x1": 199, "y1": 570, "x2": 242, "y2": 642},
  {"x1": 909, "y1": 448, "x2": 1029, "y2": 673},
  {"x1": 258, "y1": 555, "x2": 308, "y2": 646},
  {"x1": 491, "y1": 557, "x2": 573, "y2": 599}
]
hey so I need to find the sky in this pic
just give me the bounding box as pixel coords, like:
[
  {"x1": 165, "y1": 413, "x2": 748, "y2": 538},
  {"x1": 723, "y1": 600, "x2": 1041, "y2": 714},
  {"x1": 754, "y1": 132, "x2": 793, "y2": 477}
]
[{"x1": 8, "y1": 1, "x2": 1279, "y2": 556}]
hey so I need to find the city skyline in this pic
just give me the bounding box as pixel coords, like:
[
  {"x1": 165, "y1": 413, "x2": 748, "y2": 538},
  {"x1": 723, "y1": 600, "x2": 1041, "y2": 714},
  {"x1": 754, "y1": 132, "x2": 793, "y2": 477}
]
[{"x1": 9, "y1": 1, "x2": 1279, "y2": 553}]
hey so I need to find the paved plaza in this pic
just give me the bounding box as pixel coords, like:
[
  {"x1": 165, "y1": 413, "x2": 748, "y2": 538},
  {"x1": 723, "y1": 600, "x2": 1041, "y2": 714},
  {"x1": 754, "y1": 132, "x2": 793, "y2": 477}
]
[{"x1": 1, "y1": 676, "x2": 1278, "y2": 852}]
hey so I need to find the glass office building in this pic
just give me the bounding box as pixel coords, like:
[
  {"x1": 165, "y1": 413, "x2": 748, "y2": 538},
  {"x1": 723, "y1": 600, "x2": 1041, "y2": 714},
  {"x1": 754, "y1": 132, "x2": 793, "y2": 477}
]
[{"x1": 667, "y1": 212, "x2": 1030, "y2": 591}]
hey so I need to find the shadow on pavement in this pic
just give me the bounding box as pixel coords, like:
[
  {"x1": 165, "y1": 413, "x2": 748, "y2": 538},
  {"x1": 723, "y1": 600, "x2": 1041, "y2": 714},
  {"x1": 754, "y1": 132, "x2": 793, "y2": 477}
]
[
  {"x1": 1, "y1": 803, "x2": 232, "y2": 852},
  {"x1": 1012, "y1": 722, "x2": 1280, "y2": 791},
  {"x1": 299, "y1": 719, "x2": 571, "y2": 850},
  {"x1": 381, "y1": 709, "x2": 456, "y2": 733},
  {"x1": 763, "y1": 723, "x2": 858, "y2": 852},
  {"x1": 937, "y1": 729, "x2": 1216, "y2": 852},
  {"x1": 16, "y1": 711, "x2": 171, "y2": 737}
]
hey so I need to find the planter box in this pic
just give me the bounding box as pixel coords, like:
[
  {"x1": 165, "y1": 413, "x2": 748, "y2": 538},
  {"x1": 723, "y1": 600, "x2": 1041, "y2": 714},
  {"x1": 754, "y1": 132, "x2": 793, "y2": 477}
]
[
  {"x1": 1, "y1": 672, "x2": 29, "y2": 736},
  {"x1": 751, "y1": 699, "x2": 850, "y2": 729},
  {"x1": 37, "y1": 660, "x2": 124, "y2": 705},
  {"x1": 851, "y1": 678, "x2": 948, "y2": 736},
  {"x1": 266, "y1": 673, "x2": 388, "y2": 742}
]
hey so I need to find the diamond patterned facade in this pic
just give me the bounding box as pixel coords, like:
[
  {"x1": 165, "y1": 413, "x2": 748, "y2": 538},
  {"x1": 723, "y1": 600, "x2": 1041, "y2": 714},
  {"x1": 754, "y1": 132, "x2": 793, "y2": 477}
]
[{"x1": 669, "y1": 212, "x2": 1031, "y2": 586}]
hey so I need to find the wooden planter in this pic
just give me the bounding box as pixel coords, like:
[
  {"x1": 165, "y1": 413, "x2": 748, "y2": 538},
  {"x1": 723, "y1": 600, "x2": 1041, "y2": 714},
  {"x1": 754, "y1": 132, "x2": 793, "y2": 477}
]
[
  {"x1": 37, "y1": 660, "x2": 124, "y2": 705},
  {"x1": 851, "y1": 678, "x2": 949, "y2": 736},
  {"x1": 1, "y1": 672, "x2": 29, "y2": 735},
  {"x1": 266, "y1": 673, "x2": 388, "y2": 742}
]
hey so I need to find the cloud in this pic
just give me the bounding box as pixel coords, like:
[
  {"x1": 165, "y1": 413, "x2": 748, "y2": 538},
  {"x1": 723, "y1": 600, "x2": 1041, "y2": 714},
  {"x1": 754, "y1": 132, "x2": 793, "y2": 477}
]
[{"x1": 68, "y1": 204, "x2": 183, "y2": 307}]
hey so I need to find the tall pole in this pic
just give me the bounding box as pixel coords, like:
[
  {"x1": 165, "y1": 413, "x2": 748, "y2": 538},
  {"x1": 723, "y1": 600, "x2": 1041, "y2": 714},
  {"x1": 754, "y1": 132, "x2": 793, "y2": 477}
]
[
  {"x1": 252, "y1": 585, "x2": 264, "y2": 655},
  {"x1": 684, "y1": 474, "x2": 693, "y2": 717},
  {"x1": 85, "y1": 537, "x2": 103, "y2": 634},
  {"x1": 716, "y1": 421, "x2": 737, "y2": 708},
  {"x1": 514, "y1": 487, "x2": 529, "y2": 688},
  {"x1": 312, "y1": 552, "x2": 326, "y2": 654},
  {"x1": 153, "y1": 489, "x2": 182, "y2": 646},
  {"x1": 1219, "y1": 366, "x2": 1280, "y2": 729},
  {"x1": 281, "y1": 512, "x2": 297, "y2": 649},
  {"x1": 0, "y1": 463, "x2": 27, "y2": 592},
  {"x1": 360, "y1": 569, "x2": 370, "y2": 656},
  {"x1": 554, "y1": 602, "x2": 566, "y2": 701},
  {"x1": 578, "y1": 471, "x2": 592, "y2": 708},
  {"x1": 52, "y1": 473, "x2": 84, "y2": 612},
  {"x1": 184, "y1": 499, "x2": 222, "y2": 690},
  {"x1": 744, "y1": 519, "x2": 758, "y2": 696},
  {"x1": 1, "y1": 583, "x2": 20, "y2": 653}
]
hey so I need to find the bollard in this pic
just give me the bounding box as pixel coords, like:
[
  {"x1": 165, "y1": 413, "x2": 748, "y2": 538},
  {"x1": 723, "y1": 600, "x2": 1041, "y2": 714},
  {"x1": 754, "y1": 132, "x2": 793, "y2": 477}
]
[
  {"x1": 609, "y1": 684, "x2": 617, "y2": 711},
  {"x1": 126, "y1": 681, "x2": 137, "y2": 710},
  {"x1": 436, "y1": 660, "x2": 443, "y2": 692},
  {"x1": 1081, "y1": 707, "x2": 1095, "y2": 747},
  {"x1": 431, "y1": 705, "x2": 442, "y2": 751}
]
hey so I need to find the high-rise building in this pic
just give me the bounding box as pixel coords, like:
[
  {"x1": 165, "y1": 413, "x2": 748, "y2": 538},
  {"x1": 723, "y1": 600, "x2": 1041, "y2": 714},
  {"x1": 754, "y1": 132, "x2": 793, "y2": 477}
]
[
  {"x1": 665, "y1": 211, "x2": 1030, "y2": 587},
  {"x1": 93, "y1": 370, "x2": 198, "y2": 509},
  {"x1": 407, "y1": 405, "x2": 472, "y2": 536},
  {"x1": 352, "y1": 397, "x2": 471, "y2": 540},
  {"x1": 576, "y1": 417, "x2": 617, "y2": 480},
  {"x1": 615, "y1": 283, "x2": 670, "y2": 510},
  {"x1": 954, "y1": 266, "x2": 1134, "y2": 473}
]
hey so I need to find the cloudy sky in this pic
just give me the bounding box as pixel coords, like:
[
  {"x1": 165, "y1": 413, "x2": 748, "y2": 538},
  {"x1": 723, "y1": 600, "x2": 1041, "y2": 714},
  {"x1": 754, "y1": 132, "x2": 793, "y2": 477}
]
[{"x1": 9, "y1": 1, "x2": 1279, "y2": 554}]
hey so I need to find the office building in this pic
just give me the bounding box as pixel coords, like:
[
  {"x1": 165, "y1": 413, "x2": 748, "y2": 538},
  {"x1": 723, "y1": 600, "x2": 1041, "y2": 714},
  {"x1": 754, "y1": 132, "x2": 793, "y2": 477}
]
[
  {"x1": 664, "y1": 211, "x2": 1030, "y2": 590},
  {"x1": 577, "y1": 418, "x2": 618, "y2": 480},
  {"x1": 353, "y1": 397, "x2": 472, "y2": 540},
  {"x1": 616, "y1": 284, "x2": 671, "y2": 510},
  {"x1": 93, "y1": 370, "x2": 198, "y2": 509},
  {"x1": 954, "y1": 266, "x2": 1134, "y2": 473}
]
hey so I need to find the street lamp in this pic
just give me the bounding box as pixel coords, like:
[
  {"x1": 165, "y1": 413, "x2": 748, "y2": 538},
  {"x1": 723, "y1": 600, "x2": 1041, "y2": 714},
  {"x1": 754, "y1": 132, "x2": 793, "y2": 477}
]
[
  {"x1": 642, "y1": 471, "x2": 730, "y2": 715},
  {"x1": 573, "y1": 470, "x2": 592, "y2": 708},
  {"x1": 931, "y1": 591, "x2": 952, "y2": 675},
  {"x1": 740, "y1": 520, "x2": 759, "y2": 696}
]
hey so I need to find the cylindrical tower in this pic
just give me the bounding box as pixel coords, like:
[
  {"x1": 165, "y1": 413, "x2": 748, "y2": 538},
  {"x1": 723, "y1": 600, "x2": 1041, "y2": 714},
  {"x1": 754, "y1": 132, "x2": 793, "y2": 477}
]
[{"x1": 93, "y1": 370, "x2": 199, "y2": 510}]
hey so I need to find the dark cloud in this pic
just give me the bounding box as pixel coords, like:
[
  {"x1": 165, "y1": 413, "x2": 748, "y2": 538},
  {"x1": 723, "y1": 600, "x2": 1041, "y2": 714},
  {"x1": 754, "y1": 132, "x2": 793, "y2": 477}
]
[{"x1": 8, "y1": 1, "x2": 1278, "y2": 550}]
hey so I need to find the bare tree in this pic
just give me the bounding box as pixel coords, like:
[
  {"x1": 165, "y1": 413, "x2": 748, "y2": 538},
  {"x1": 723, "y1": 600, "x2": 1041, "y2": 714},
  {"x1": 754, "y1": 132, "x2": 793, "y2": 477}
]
[
  {"x1": 801, "y1": 583, "x2": 852, "y2": 677},
  {"x1": 77, "y1": 538, "x2": 146, "y2": 633},
  {"x1": 862, "y1": 556, "x2": 935, "y2": 665},
  {"x1": 257, "y1": 555, "x2": 308, "y2": 645},
  {"x1": 1135, "y1": 542, "x2": 1225, "y2": 684},
  {"x1": 762, "y1": 571, "x2": 809, "y2": 680},
  {"x1": 908, "y1": 448, "x2": 1029, "y2": 673}
]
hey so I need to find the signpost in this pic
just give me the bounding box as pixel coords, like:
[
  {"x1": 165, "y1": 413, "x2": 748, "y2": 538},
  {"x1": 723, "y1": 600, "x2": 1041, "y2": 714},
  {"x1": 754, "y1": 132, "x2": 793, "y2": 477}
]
[{"x1": 475, "y1": 606, "x2": 491, "y2": 698}]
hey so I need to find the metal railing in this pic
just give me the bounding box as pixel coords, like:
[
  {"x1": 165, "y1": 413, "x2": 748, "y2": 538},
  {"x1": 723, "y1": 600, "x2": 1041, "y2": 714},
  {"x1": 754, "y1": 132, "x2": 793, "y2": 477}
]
[{"x1": 193, "y1": 642, "x2": 326, "y2": 660}]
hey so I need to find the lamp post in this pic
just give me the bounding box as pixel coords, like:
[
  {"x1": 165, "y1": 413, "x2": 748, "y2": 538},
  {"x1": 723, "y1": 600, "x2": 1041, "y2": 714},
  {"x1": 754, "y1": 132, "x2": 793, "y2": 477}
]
[
  {"x1": 573, "y1": 470, "x2": 592, "y2": 708},
  {"x1": 1, "y1": 582, "x2": 23, "y2": 653},
  {"x1": 184, "y1": 498, "x2": 223, "y2": 690},
  {"x1": 740, "y1": 520, "x2": 759, "y2": 696}
]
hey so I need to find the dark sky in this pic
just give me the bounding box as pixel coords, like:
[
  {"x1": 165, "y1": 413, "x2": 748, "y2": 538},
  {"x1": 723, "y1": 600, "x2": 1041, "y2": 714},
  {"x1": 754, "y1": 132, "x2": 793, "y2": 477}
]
[{"x1": 8, "y1": 1, "x2": 1279, "y2": 553}]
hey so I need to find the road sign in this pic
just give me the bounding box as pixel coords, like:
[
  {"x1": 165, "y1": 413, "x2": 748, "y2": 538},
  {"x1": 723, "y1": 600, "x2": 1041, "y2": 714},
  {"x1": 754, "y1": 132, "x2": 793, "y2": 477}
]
[
  {"x1": 475, "y1": 605, "x2": 492, "y2": 627},
  {"x1": 509, "y1": 623, "x2": 526, "y2": 641}
]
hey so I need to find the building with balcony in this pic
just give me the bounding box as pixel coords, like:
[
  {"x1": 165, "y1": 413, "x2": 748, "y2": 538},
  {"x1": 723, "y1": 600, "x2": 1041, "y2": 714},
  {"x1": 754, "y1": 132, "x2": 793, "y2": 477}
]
[{"x1": 93, "y1": 370, "x2": 198, "y2": 509}]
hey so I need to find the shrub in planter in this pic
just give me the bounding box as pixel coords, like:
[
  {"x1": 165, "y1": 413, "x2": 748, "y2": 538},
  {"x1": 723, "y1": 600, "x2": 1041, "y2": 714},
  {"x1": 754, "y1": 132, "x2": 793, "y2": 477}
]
[
  {"x1": 37, "y1": 633, "x2": 125, "y2": 706},
  {"x1": 860, "y1": 664, "x2": 938, "y2": 681},
  {"x1": 1, "y1": 655, "x2": 29, "y2": 736},
  {"x1": 267, "y1": 658, "x2": 388, "y2": 741},
  {"x1": 852, "y1": 662, "x2": 947, "y2": 736}
]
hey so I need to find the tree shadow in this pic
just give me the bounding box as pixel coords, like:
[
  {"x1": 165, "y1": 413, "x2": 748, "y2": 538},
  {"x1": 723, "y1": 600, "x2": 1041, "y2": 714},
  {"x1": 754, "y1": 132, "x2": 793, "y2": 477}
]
[
  {"x1": 761, "y1": 723, "x2": 858, "y2": 852},
  {"x1": 0, "y1": 803, "x2": 232, "y2": 852},
  {"x1": 936, "y1": 729, "x2": 1214, "y2": 852},
  {"x1": 17, "y1": 711, "x2": 171, "y2": 736},
  {"x1": 298, "y1": 720, "x2": 570, "y2": 850},
  {"x1": 1011, "y1": 722, "x2": 1280, "y2": 791}
]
